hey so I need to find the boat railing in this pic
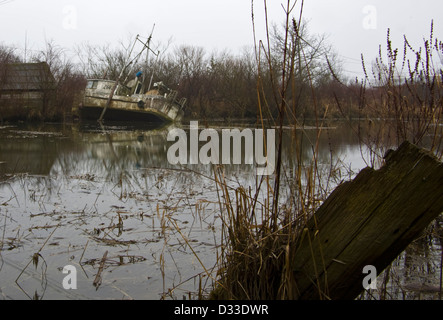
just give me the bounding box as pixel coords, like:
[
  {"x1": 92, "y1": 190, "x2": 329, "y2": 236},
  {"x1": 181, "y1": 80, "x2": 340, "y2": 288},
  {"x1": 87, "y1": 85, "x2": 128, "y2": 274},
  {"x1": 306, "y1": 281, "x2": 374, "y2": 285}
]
[
  {"x1": 179, "y1": 98, "x2": 187, "y2": 110},
  {"x1": 166, "y1": 90, "x2": 178, "y2": 102}
]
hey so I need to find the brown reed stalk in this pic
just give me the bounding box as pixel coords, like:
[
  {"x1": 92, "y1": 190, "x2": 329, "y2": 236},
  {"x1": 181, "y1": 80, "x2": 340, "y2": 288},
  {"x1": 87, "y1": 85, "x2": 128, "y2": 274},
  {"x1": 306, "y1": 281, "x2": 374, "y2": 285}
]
[
  {"x1": 210, "y1": 0, "x2": 333, "y2": 300},
  {"x1": 359, "y1": 22, "x2": 443, "y2": 161}
]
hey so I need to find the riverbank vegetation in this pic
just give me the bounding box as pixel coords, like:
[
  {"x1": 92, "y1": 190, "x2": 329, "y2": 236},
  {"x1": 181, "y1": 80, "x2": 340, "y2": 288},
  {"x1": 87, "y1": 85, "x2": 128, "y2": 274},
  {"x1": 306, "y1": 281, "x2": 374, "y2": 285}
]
[
  {"x1": 1, "y1": 7, "x2": 441, "y2": 125},
  {"x1": 328, "y1": 20, "x2": 443, "y2": 162},
  {"x1": 2, "y1": 13, "x2": 345, "y2": 122}
]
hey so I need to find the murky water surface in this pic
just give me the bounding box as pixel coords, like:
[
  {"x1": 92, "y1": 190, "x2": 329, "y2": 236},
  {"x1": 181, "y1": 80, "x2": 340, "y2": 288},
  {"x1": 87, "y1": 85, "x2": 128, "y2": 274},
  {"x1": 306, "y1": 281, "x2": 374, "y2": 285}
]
[{"x1": 0, "y1": 121, "x2": 441, "y2": 300}]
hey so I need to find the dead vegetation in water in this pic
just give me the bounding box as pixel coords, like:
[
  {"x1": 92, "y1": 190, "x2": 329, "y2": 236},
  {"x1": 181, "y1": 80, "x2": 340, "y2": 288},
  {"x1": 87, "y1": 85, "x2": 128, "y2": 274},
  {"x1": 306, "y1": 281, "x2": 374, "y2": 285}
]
[
  {"x1": 13, "y1": 225, "x2": 59, "y2": 299},
  {"x1": 0, "y1": 159, "x2": 223, "y2": 299}
]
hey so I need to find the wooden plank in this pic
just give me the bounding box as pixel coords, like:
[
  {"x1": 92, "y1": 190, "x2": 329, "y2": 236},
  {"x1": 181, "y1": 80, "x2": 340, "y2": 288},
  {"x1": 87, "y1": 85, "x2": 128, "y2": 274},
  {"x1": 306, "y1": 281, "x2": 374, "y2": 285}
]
[{"x1": 292, "y1": 141, "x2": 443, "y2": 300}]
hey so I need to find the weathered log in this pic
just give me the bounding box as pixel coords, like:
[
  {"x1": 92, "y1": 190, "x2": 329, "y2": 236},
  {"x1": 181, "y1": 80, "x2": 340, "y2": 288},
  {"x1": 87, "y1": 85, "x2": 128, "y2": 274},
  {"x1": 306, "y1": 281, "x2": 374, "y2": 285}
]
[{"x1": 293, "y1": 141, "x2": 443, "y2": 300}]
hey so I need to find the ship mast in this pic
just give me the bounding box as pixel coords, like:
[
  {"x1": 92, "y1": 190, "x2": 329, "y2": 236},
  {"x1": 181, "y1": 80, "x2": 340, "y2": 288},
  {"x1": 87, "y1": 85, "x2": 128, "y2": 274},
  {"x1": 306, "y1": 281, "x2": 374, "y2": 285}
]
[
  {"x1": 98, "y1": 36, "x2": 138, "y2": 122},
  {"x1": 98, "y1": 26, "x2": 157, "y2": 122}
]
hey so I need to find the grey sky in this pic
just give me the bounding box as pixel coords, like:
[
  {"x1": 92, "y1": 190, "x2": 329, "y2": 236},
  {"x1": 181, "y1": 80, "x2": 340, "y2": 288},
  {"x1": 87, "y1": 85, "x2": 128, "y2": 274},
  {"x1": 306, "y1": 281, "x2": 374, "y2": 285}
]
[{"x1": 1, "y1": 0, "x2": 442, "y2": 79}]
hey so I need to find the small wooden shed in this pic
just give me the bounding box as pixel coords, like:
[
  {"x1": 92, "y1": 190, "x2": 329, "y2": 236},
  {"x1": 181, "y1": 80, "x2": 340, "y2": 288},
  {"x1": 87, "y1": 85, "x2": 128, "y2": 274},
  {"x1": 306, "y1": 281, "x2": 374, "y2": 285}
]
[{"x1": 0, "y1": 62, "x2": 55, "y2": 120}]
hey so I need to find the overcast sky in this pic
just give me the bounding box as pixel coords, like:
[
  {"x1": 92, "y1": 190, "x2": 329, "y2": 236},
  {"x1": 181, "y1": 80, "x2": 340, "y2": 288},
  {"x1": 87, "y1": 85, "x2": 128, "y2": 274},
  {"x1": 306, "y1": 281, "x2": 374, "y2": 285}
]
[{"x1": 1, "y1": 0, "x2": 442, "y2": 79}]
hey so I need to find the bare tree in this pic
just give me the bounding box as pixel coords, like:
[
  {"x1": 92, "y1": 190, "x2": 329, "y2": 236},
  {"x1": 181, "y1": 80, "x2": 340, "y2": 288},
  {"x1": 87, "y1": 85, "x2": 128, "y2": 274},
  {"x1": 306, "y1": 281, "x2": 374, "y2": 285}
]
[{"x1": 31, "y1": 40, "x2": 86, "y2": 120}]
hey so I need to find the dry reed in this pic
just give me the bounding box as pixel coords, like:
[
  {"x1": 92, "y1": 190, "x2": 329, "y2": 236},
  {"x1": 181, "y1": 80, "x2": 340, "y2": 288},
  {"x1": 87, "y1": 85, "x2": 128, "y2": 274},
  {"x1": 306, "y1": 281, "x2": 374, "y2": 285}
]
[{"x1": 210, "y1": 0, "x2": 334, "y2": 300}]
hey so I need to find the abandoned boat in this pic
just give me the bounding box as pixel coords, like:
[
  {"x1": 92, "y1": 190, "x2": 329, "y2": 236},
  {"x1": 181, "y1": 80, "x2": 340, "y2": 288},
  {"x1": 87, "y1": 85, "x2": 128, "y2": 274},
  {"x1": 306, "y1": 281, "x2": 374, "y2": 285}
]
[
  {"x1": 78, "y1": 30, "x2": 186, "y2": 123},
  {"x1": 79, "y1": 78, "x2": 186, "y2": 123}
]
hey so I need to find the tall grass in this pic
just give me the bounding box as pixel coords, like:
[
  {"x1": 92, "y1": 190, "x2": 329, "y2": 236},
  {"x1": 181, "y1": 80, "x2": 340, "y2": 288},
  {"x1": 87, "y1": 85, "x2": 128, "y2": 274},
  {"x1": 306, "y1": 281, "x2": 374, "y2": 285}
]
[
  {"x1": 210, "y1": 0, "x2": 336, "y2": 300},
  {"x1": 333, "y1": 21, "x2": 443, "y2": 165}
]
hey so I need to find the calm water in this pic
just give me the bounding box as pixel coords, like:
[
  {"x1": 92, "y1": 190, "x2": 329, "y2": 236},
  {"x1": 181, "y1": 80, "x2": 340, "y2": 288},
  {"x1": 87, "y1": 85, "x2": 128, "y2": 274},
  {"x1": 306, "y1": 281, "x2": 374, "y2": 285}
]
[{"x1": 0, "y1": 121, "x2": 441, "y2": 300}]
